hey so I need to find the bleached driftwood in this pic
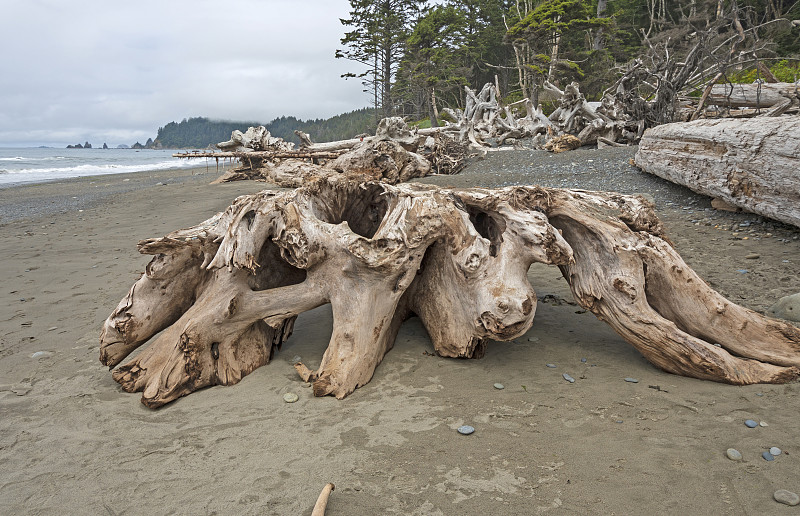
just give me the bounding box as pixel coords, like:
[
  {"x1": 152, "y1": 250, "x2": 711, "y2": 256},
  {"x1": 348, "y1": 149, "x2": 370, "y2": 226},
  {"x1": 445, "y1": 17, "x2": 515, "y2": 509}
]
[
  {"x1": 635, "y1": 116, "x2": 800, "y2": 228},
  {"x1": 709, "y1": 82, "x2": 799, "y2": 109},
  {"x1": 311, "y1": 483, "x2": 335, "y2": 516},
  {"x1": 440, "y1": 81, "x2": 635, "y2": 151},
  {"x1": 211, "y1": 118, "x2": 457, "y2": 188},
  {"x1": 217, "y1": 126, "x2": 294, "y2": 152},
  {"x1": 100, "y1": 177, "x2": 800, "y2": 408}
]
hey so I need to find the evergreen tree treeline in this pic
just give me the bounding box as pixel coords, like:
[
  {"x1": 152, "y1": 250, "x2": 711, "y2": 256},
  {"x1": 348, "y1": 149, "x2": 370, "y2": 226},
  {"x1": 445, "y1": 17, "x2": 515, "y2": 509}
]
[
  {"x1": 337, "y1": 0, "x2": 800, "y2": 121},
  {"x1": 155, "y1": 108, "x2": 376, "y2": 149}
]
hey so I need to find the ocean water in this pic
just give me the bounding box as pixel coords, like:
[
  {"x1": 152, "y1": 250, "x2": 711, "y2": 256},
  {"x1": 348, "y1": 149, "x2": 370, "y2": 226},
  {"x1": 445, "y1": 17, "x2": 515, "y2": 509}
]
[{"x1": 0, "y1": 147, "x2": 210, "y2": 186}]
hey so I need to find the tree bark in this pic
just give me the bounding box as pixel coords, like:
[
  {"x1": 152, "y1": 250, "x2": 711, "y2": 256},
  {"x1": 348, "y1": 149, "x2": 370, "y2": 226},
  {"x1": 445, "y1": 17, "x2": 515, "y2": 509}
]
[
  {"x1": 593, "y1": 0, "x2": 608, "y2": 50},
  {"x1": 635, "y1": 116, "x2": 800, "y2": 228},
  {"x1": 101, "y1": 177, "x2": 800, "y2": 408}
]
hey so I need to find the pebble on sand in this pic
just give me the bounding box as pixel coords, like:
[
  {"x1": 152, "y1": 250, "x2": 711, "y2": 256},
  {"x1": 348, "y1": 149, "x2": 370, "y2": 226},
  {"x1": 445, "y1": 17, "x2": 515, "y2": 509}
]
[
  {"x1": 762, "y1": 451, "x2": 775, "y2": 461},
  {"x1": 562, "y1": 373, "x2": 575, "y2": 383},
  {"x1": 744, "y1": 419, "x2": 758, "y2": 428},
  {"x1": 546, "y1": 363, "x2": 557, "y2": 368},
  {"x1": 31, "y1": 351, "x2": 51, "y2": 359},
  {"x1": 769, "y1": 447, "x2": 782, "y2": 456},
  {"x1": 767, "y1": 292, "x2": 800, "y2": 323},
  {"x1": 774, "y1": 489, "x2": 800, "y2": 506},
  {"x1": 725, "y1": 448, "x2": 742, "y2": 461},
  {"x1": 624, "y1": 377, "x2": 639, "y2": 383},
  {"x1": 493, "y1": 383, "x2": 505, "y2": 390},
  {"x1": 283, "y1": 393, "x2": 299, "y2": 403},
  {"x1": 457, "y1": 425, "x2": 475, "y2": 435}
]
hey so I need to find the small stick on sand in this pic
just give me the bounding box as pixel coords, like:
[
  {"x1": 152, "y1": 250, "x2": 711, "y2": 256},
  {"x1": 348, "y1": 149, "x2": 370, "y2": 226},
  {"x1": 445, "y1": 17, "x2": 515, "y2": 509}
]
[{"x1": 312, "y1": 483, "x2": 335, "y2": 516}]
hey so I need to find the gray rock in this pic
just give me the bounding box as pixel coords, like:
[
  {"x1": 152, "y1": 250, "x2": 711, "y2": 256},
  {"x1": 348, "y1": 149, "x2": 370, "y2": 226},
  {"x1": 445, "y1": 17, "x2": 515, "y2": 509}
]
[
  {"x1": 31, "y1": 351, "x2": 52, "y2": 359},
  {"x1": 624, "y1": 377, "x2": 639, "y2": 383},
  {"x1": 283, "y1": 393, "x2": 299, "y2": 403},
  {"x1": 725, "y1": 448, "x2": 742, "y2": 461},
  {"x1": 493, "y1": 383, "x2": 505, "y2": 390},
  {"x1": 762, "y1": 451, "x2": 775, "y2": 461},
  {"x1": 744, "y1": 419, "x2": 758, "y2": 428},
  {"x1": 767, "y1": 292, "x2": 800, "y2": 322},
  {"x1": 562, "y1": 373, "x2": 575, "y2": 383},
  {"x1": 546, "y1": 363, "x2": 557, "y2": 368},
  {"x1": 774, "y1": 489, "x2": 800, "y2": 506},
  {"x1": 769, "y1": 446, "x2": 782, "y2": 456},
  {"x1": 457, "y1": 425, "x2": 475, "y2": 435}
]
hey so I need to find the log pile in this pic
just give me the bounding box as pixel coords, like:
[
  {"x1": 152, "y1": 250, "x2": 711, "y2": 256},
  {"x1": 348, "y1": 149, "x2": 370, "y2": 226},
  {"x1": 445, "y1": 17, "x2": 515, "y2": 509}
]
[
  {"x1": 100, "y1": 177, "x2": 800, "y2": 408},
  {"x1": 439, "y1": 81, "x2": 639, "y2": 150},
  {"x1": 635, "y1": 115, "x2": 800, "y2": 228}
]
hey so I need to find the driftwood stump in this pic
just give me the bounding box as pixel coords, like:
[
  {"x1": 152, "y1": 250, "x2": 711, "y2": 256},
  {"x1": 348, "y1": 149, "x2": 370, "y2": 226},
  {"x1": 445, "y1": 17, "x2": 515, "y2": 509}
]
[
  {"x1": 100, "y1": 177, "x2": 800, "y2": 408},
  {"x1": 635, "y1": 116, "x2": 800, "y2": 228}
]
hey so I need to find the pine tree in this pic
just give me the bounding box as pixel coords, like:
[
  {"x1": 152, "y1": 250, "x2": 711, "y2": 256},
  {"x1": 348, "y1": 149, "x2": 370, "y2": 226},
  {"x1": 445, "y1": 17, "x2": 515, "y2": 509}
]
[{"x1": 336, "y1": 0, "x2": 427, "y2": 120}]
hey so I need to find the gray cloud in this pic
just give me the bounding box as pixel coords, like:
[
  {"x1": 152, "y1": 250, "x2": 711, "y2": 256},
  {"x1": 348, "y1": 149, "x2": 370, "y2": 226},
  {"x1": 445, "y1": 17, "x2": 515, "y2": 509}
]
[{"x1": 0, "y1": 0, "x2": 369, "y2": 147}]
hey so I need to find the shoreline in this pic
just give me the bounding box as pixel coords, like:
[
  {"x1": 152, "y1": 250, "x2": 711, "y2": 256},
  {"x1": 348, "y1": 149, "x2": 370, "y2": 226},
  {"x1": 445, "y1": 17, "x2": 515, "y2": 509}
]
[
  {"x1": 1, "y1": 148, "x2": 799, "y2": 514},
  {"x1": 0, "y1": 163, "x2": 237, "y2": 223}
]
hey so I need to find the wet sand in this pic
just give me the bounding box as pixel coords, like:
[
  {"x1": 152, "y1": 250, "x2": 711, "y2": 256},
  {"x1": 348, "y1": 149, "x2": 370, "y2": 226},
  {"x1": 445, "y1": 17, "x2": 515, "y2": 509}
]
[{"x1": 1, "y1": 152, "x2": 799, "y2": 515}]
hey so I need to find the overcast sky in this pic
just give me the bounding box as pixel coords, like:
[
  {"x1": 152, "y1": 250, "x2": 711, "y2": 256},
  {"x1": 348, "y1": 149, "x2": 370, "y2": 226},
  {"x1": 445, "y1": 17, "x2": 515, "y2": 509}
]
[{"x1": 0, "y1": 0, "x2": 370, "y2": 147}]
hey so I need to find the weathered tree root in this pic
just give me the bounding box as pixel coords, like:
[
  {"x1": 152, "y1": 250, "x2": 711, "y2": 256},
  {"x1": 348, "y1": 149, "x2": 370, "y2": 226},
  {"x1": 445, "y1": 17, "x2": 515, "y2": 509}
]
[{"x1": 100, "y1": 177, "x2": 800, "y2": 407}]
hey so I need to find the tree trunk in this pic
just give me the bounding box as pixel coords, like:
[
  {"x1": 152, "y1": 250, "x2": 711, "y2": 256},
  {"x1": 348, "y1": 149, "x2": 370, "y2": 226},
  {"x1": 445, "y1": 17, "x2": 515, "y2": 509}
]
[
  {"x1": 101, "y1": 177, "x2": 800, "y2": 408},
  {"x1": 593, "y1": 0, "x2": 608, "y2": 50},
  {"x1": 709, "y1": 82, "x2": 799, "y2": 109},
  {"x1": 429, "y1": 88, "x2": 439, "y2": 128},
  {"x1": 635, "y1": 116, "x2": 800, "y2": 228}
]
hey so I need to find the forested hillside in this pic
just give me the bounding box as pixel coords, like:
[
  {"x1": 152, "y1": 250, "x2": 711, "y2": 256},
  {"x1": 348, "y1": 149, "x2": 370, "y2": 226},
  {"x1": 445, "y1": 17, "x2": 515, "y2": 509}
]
[
  {"x1": 337, "y1": 0, "x2": 800, "y2": 122},
  {"x1": 155, "y1": 108, "x2": 376, "y2": 149}
]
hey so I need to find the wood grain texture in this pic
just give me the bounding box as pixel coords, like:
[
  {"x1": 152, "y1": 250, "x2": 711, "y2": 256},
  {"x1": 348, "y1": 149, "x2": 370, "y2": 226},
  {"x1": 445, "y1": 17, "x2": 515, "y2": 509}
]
[{"x1": 635, "y1": 116, "x2": 800, "y2": 228}]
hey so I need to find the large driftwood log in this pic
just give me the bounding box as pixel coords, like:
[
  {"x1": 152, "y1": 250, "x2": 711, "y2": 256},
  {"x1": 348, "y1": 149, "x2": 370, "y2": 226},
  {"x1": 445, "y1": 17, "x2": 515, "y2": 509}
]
[
  {"x1": 709, "y1": 82, "x2": 799, "y2": 109},
  {"x1": 635, "y1": 116, "x2": 800, "y2": 228},
  {"x1": 100, "y1": 177, "x2": 800, "y2": 408}
]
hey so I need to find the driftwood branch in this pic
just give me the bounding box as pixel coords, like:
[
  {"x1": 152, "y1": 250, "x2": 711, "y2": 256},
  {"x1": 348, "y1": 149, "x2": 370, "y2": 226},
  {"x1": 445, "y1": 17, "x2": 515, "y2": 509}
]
[{"x1": 311, "y1": 483, "x2": 335, "y2": 516}]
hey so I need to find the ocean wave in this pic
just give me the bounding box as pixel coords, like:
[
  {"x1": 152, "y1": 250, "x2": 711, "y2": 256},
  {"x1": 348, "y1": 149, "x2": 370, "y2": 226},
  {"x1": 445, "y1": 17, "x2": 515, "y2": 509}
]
[
  {"x1": 4, "y1": 159, "x2": 199, "y2": 175},
  {"x1": 0, "y1": 158, "x2": 205, "y2": 185},
  {"x1": 0, "y1": 156, "x2": 68, "y2": 161}
]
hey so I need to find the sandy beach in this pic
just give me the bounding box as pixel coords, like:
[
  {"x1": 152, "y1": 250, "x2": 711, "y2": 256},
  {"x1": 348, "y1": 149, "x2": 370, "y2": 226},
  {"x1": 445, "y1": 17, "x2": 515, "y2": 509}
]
[{"x1": 1, "y1": 150, "x2": 799, "y2": 515}]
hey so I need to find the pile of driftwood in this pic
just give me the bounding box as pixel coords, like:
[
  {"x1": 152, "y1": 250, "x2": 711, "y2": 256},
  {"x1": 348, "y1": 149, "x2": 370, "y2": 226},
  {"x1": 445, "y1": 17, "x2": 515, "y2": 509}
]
[
  {"x1": 437, "y1": 81, "x2": 641, "y2": 150},
  {"x1": 100, "y1": 176, "x2": 800, "y2": 408},
  {"x1": 177, "y1": 117, "x2": 469, "y2": 188}
]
